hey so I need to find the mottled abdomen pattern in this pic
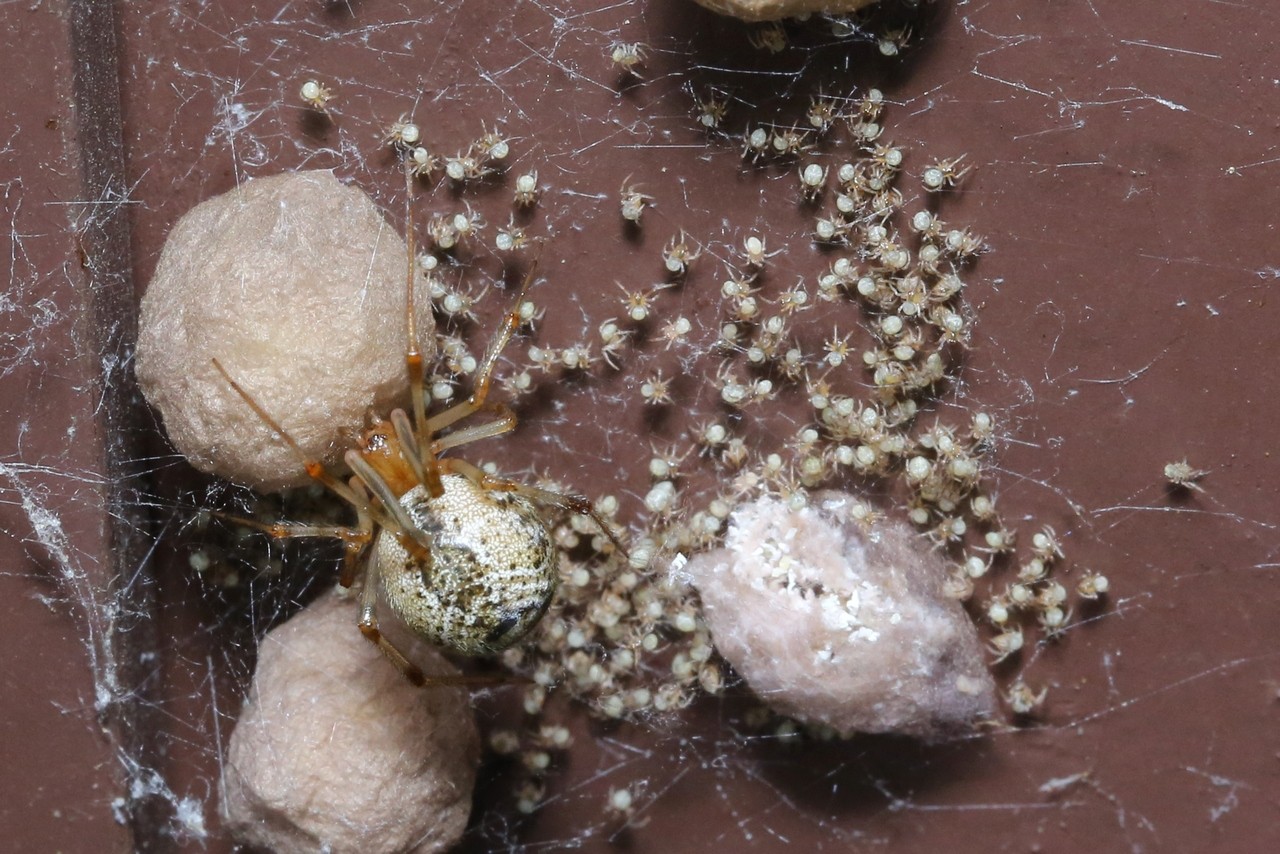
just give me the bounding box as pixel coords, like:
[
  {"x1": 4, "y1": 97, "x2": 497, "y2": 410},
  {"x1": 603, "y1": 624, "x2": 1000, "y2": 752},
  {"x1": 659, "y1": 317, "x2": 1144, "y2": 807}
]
[{"x1": 377, "y1": 475, "x2": 557, "y2": 656}]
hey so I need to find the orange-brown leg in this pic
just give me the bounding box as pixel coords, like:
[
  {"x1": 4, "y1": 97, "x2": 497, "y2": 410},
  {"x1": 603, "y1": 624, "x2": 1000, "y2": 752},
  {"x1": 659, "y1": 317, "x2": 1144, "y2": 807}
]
[
  {"x1": 425, "y1": 251, "x2": 542, "y2": 435},
  {"x1": 390, "y1": 408, "x2": 443, "y2": 498},
  {"x1": 210, "y1": 510, "x2": 373, "y2": 587},
  {"x1": 357, "y1": 557, "x2": 427, "y2": 685},
  {"x1": 401, "y1": 161, "x2": 430, "y2": 445},
  {"x1": 430, "y1": 403, "x2": 517, "y2": 453},
  {"x1": 213, "y1": 358, "x2": 368, "y2": 511}
]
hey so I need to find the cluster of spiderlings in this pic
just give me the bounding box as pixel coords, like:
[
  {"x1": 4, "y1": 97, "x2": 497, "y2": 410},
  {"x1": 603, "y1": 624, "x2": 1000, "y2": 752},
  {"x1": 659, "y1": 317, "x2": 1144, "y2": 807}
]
[
  {"x1": 964, "y1": 517, "x2": 1112, "y2": 717},
  {"x1": 493, "y1": 715, "x2": 646, "y2": 822},
  {"x1": 574, "y1": 97, "x2": 928, "y2": 565},
  {"x1": 444, "y1": 127, "x2": 511, "y2": 184},
  {"x1": 485, "y1": 722, "x2": 574, "y2": 815},
  {"x1": 497, "y1": 487, "x2": 722, "y2": 723},
  {"x1": 383, "y1": 116, "x2": 515, "y2": 184},
  {"x1": 711, "y1": 94, "x2": 981, "y2": 497},
  {"x1": 742, "y1": 124, "x2": 815, "y2": 162},
  {"x1": 381, "y1": 121, "x2": 550, "y2": 403},
  {"x1": 567, "y1": 83, "x2": 1114, "y2": 731},
  {"x1": 381, "y1": 117, "x2": 510, "y2": 186},
  {"x1": 415, "y1": 253, "x2": 486, "y2": 404},
  {"x1": 426, "y1": 206, "x2": 486, "y2": 254},
  {"x1": 735, "y1": 84, "x2": 879, "y2": 159},
  {"x1": 392, "y1": 126, "x2": 535, "y2": 253}
]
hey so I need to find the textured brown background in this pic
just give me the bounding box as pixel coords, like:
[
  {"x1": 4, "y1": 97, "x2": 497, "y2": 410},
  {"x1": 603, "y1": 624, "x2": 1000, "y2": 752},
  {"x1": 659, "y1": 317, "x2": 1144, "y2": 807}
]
[{"x1": 2, "y1": 0, "x2": 1277, "y2": 851}]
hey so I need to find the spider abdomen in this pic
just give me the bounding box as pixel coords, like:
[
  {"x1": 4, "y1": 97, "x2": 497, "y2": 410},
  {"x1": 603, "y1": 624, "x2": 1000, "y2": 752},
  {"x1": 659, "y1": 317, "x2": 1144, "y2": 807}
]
[{"x1": 377, "y1": 475, "x2": 557, "y2": 657}]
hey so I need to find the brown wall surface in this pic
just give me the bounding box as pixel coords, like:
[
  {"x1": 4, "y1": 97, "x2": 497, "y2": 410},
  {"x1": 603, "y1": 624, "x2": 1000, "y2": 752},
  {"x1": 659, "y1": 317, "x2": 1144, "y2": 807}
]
[{"x1": 3, "y1": 0, "x2": 1277, "y2": 851}]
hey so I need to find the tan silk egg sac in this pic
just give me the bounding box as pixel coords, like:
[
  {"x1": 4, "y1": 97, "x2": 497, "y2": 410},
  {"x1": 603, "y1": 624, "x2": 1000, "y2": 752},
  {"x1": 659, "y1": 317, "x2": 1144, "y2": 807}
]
[
  {"x1": 222, "y1": 589, "x2": 480, "y2": 854},
  {"x1": 135, "y1": 169, "x2": 434, "y2": 492},
  {"x1": 687, "y1": 491, "x2": 997, "y2": 740}
]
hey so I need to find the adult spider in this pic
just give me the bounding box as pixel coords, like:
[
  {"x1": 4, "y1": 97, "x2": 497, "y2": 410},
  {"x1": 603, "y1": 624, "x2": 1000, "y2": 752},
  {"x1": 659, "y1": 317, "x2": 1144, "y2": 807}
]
[{"x1": 214, "y1": 167, "x2": 623, "y2": 686}]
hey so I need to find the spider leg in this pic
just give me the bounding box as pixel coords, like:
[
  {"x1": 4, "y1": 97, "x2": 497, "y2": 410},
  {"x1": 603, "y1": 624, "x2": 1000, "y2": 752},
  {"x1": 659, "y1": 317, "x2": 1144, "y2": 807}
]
[
  {"x1": 211, "y1": 353, "x2": 424, "y2": 581},
  {"x1": 358, "y1": 554, "x2": 426, "y2": 686},
  {"x1": 338, "y1": 477, "x2": 378, "y2": 587},
  {"x1": 425, "y1": 251, "x2": 542, "y2": 435},
  {"x1": 212, "y1": 358, "x2": 368, "y2": 512},
  {"x1": 401, "y1": 162, "x2": 430, "y2": 448},
  {"x1": 390, "y1": 408, "x2": 443, "y2": 497},
  {"x1": 213, "y1": 357, "x2": 436, "y2": 581},
  {"x1": 210, "y1": 511, "x2": 367, "y2": 543},
  {"x1": 211, "y1": 510, "x2": 373, "y2": 582},
  {"x1": 441, "y1": 458, "x2": 628, "y2": 556},
  {"x1": 344, "y1": 449, "x2": 434, "y2": 564},
  {"x1": 431, "y1": 403, "x2": 516, "y2": 453},
  {"x1": 211, "y1": 358, "x2": 452, "y2": 577}
]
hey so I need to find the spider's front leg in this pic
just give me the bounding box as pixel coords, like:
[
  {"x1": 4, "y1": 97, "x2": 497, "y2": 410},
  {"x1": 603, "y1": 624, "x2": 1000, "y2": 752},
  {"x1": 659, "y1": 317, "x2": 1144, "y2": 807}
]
[{"x1": 425, "y1": 253, "x2": 541, "y2": 436}]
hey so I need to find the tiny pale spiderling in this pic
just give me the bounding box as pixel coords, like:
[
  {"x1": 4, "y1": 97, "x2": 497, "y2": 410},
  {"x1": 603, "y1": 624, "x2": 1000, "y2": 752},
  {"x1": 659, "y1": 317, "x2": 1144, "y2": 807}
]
[
  {"x1": 513, "y1": 170, "x2": 540, "y2": 207},
  {"x1": 610, "y1": 42, "x2": 647, "y2": 77},
  {"x1": 384, "y1": 115, "x2": 421, "y2": 150},
  {"x1": 299, "y1": 79, "x2": 332, "y2": 112},
  {"x1": 619, "y1": 177, "x2": 653, "y2": 224},
  {"x1": 1164, "y1": 459, "x2": 1207, "y2": 491}
]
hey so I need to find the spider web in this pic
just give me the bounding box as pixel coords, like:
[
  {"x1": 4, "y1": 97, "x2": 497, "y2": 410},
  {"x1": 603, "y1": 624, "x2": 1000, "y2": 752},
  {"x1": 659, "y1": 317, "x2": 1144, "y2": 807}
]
[{"x1": 3, "y1": 0, "x2": 1279, "y2": 851}]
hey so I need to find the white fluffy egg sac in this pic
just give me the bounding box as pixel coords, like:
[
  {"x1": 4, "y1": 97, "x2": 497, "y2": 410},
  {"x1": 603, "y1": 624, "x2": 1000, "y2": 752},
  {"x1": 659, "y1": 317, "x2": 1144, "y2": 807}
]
[{"x1": 687, "y1": 490, "x2": 997, "y2": 740}]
